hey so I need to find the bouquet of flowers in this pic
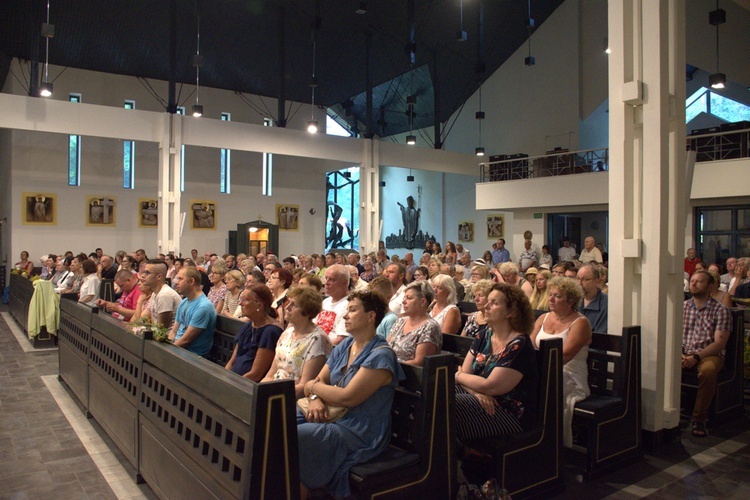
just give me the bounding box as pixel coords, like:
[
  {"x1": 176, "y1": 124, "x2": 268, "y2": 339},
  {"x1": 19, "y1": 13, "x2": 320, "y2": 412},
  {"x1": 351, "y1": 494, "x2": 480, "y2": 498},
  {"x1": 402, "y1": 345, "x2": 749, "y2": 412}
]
[{"x1": 126, "y1": 317, "x2": 171, "y2": 343}]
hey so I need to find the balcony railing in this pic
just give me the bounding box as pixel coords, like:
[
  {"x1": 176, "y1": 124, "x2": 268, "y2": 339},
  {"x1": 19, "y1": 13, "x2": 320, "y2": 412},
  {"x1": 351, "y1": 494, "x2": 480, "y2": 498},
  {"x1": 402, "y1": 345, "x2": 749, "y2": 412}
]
[
  {"x1": 479, "y1": 126, "x2": 750, "y2": 183},
  {"x1": 479, "y1": 148, "x2": 608, "y2": 183}
]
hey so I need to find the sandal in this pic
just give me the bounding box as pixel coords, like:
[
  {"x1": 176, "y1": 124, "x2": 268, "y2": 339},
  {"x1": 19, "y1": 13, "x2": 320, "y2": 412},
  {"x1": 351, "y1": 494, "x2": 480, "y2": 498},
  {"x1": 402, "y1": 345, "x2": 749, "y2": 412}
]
[{"x1": 691, "y1": 420, "x2": 708, "y2": 438}]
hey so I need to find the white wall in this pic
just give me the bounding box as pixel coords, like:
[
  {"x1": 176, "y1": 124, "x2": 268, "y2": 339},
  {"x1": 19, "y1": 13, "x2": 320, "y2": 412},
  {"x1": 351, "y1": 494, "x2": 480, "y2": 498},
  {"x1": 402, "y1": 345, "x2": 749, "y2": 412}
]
[{"x1": 443, "y1": 0, "x2": 582, "y2": 157}]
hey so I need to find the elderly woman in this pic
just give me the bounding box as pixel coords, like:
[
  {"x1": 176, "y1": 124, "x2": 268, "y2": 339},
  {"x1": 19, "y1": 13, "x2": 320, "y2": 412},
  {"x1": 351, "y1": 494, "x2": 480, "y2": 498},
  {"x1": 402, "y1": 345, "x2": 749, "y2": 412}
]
[
  {"x1": 225, "y1": 284, "x2": 283, "y2": 381},
  {"x1": 78, "y1": 259, "x2": 101, "y2": 304},
  {"x1": 220, "y1": 270, "x2": 245, "y2": 317},
  {"x1": 467, "y1": 264, "x2": 491, "y2": 302},
  {"x1": 493, "y1": 262, "x2": 534, "y2": 298},
  {"x1": 461, "y1": 279, "x2": 494, "y2": 338},
  {"x1": 529, "y1": 270, "x2": 552, "y2": 311},
  {"x1": 530, "y1": 277, "x2": 592, "y2": 447},
  {"x1": 387, "y1": 281, "x2": 441, "y2": 366},
  {"x1": 360, "y1": 259, "x2": 378, "y2": 283},
  {"x1": 268, "y1": 268, "x2": 293, "y2": 323},
  {"x1": 207, "y1": 264, "x2": 227, "y2": 314},
  {"x1": 454, "y1": 283, "x2": 538, "y2": 441},
  {"x1": 298, "y1": 291, "x2": 404, "y2": 499},
  {"x1": 262, "y1": 287, "x2": 332, "y2": 397},
  {"x1": 430, "y1": 274, "x2": 461, "y2": 335}
]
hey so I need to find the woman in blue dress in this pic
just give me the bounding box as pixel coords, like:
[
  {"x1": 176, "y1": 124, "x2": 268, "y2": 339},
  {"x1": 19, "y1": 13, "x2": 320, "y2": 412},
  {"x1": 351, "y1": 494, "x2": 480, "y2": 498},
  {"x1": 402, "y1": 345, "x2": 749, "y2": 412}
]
[{"x1": 298, "y1": 290, "x2": 404, "y2": 498}]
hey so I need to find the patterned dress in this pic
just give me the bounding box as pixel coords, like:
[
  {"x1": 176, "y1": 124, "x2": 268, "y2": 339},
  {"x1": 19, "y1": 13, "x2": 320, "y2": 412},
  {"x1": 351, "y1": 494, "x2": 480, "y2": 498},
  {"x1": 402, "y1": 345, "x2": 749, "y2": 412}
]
[
  {"x1": 455, "y1": 329, "x2": 537, "y2": 440},
  {"x1": 273, "y1": 325, "x2": 332, "y2": 383},
  {"x1": 387, "y1": 317, "x2": 442, "y2": 363},
  {"x1": 206, "y1": 284, "x2": 226, "y2": 308}
]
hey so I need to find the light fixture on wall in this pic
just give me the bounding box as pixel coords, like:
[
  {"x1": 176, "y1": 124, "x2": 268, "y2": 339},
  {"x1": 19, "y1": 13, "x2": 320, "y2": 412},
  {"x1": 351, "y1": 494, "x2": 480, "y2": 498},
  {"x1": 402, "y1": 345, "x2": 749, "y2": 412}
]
[
  {"x1": 708, "y1": 1, "x2": 726, "y2": 89},
  {"x1": 475, "y1": 86, "x2": 485, "y2": 156},
  {"x1": 39, "y1": 0, "x2": 54, "y2": 97},
  {"x1": 407, "y1": 169, "x2": 415, "y2": 182},
  {"x1": 380, "y1": 180, "x2": 386, "y2": 187},
  {"x1": 192, "y1": 9, "x2": 204, "y2": 117},
  {"x1": 604, "y1": 37, "x2": 611, "y2": 54},
  {"x1": 355, "y1": 1, "x2": 367, "y2": 15}
]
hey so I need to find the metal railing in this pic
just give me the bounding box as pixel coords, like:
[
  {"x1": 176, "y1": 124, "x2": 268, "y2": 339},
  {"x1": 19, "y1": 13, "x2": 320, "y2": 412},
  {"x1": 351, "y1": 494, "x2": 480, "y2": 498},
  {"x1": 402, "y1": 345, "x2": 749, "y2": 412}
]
[
  {"x1": 479, "y1": 147, "x2": 609, "y2": 183},
  {"x1": 479, "y1": 128, "x2": 750, "y2": 183},
  {"x1": 687, "y1": 128, "x2": 750, "y2": 162}
]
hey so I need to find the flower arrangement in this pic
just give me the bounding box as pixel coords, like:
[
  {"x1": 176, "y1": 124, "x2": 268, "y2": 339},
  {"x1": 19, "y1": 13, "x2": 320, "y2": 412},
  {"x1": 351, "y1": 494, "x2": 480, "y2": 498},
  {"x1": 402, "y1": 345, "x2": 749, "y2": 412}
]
[
  {"x1": 127, "y1": 317, "x2": 171, "y2": 343},
  {"x1": 11, "y1": 268, "x2": 41, "y2": 282}
]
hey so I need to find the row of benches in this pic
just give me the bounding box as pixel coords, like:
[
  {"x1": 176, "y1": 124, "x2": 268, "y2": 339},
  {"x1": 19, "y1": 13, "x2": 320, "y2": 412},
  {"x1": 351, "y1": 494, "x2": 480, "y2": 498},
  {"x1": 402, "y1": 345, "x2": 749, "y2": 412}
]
[{"x1": 57, "y1": 297, "x2": 457, "y2": 499}]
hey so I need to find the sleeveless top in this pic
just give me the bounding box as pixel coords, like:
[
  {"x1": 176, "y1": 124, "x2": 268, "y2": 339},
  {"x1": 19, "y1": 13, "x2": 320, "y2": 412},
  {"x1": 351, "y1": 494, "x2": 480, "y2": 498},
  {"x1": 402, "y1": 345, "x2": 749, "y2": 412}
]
[
  {"x1": 430, "y1": 304, "x2": 459, "y2": 332},
  {"x1": 535, "y1": 313, "x2": 590, "y2": 447}
]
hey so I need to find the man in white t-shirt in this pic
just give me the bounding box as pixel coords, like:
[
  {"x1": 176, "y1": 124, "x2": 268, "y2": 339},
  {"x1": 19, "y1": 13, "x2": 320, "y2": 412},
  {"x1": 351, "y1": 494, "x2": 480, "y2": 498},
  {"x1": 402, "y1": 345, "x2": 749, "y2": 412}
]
[
  {"x1": 385, "y1": 263, "x2": 407, "y2": 316},
  {"x1": 579, "y1": 236, "x2": 603, "y2": 264},
  {"x1": 558, "y1": 237, "x2": 577, "y2": 263},
  {"x1": 140, "y1": 259, "x2": 182, "y2": 329},
  {"x1": 315, "y1": 264, "x2": 350, "y2": 345}
]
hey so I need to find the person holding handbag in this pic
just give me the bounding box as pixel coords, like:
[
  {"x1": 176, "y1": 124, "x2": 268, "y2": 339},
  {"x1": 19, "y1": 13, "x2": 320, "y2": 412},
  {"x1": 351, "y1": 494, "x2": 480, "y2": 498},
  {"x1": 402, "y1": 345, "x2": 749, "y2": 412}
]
[{"x1": 297, "y1": 291, "x2": 404, "y2": 499}]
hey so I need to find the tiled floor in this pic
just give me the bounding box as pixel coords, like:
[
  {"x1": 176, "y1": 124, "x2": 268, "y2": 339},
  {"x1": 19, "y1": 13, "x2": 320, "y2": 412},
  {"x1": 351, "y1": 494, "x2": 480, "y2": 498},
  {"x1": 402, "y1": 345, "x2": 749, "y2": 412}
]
[{"x1": 1, "y1": 304, "x2": 748, "y2": 499}]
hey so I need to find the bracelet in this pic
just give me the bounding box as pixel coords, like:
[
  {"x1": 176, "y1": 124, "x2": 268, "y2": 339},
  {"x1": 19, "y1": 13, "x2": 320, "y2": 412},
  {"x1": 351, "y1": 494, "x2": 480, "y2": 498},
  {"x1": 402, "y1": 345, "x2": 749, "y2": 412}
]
[{"x1": 309, "y1": 380, "x2": 318, "y2": 398}]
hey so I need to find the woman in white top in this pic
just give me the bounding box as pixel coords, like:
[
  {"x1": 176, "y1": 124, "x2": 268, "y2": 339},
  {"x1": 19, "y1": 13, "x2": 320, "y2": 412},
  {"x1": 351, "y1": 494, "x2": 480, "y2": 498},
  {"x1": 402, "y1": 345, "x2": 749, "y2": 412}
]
[
  {"x1": 530, "y1": 277, "x2": 591, "y2": 447},
  {"x1": 78, "y1": 259, "x2": 101, "y2": 305},
  {"x1": 262, "y1": 287, "x2": 332, "y2": 397},
  {"x1": 429, "y1": 274, "x2": 461, "y2": 335}
]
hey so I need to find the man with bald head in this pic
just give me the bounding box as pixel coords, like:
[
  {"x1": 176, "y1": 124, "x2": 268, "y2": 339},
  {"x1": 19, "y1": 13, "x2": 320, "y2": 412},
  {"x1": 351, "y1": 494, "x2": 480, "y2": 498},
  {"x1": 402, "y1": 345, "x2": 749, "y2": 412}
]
[
  {"x1": 579, "y1": 236, "x2": 603, "y2": 264},
  {"x1": 315, "y1": 264, "x2": 351, "y2": 345}
]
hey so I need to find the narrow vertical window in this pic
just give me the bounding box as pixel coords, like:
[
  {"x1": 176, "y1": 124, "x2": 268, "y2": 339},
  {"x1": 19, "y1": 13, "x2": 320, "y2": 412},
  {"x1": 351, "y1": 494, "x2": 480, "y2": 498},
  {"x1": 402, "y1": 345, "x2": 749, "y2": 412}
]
[
  {"x1": 262, "y1": 118, "x2": 273, "y2": 196},
  {"x1": 177, "y1": 106, "x2": 186, "y2": 192},
  {"x1": 220, "y1": 112, "x2": 231, "y2": 194},
  {"x1": 123, "y1": 100, "x2": 135, "y2": 189},
  {"x1": 68, "y1": 94, "x2": 81, "y2": 186}
]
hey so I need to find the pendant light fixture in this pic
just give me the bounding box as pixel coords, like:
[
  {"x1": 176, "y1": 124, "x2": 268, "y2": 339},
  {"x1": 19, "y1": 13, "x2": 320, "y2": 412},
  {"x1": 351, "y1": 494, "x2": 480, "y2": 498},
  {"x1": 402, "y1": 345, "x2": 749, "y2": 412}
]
[
  {"x1": 475, "y1": 86, "x2": 485, "y2": 156},
  {"x1": 307, "y1": 38, "x2": 319, "y2": 133},
  {"x1": 39, "y1": 0, "x2": 54, "y2": 97},
  {"x1": 407, "y1": 169, "x2": 415, "y2": 182},
  {"x1": 406, "y1": 94, "x2": 416, "y2": 145},
  {"x1": 524, "y1": 0, "x2": 535, "y2": 66},
  {"x1": 192, "y1": 8, "x2": 204, "y2": 117},
  {"x1": 708, "y1": 1, "x2": 726, "y2": 89}
]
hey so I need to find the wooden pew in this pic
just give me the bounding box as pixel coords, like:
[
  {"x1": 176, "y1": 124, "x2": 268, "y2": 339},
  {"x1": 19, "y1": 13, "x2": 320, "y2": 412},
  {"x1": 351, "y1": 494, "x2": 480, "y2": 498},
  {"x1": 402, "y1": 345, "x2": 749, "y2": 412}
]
[
  {"x1": 460, "y1": 337, "x2": 565, "y2": 499},
  {"x1": 57, "y1": 299, "x2": 300, "y2": 499},
  {"x1": 349, "y1": 353, "x2": 456, "y2": 499},
  {"x1": 207, "y1": 315, "x2": 245, "y2": 366},
  {"x1": 572, "y1": 327, "x2": 642, "y2": 479},
  {"x1": 681, "y1": 309, "x2": 745, "y2": 424}
]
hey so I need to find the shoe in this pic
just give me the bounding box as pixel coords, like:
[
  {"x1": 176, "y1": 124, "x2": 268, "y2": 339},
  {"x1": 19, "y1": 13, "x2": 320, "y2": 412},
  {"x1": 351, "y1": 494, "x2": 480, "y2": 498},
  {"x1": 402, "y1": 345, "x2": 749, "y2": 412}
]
[{"x1": 691, "y1": 420, "x2": 708, "y2": 438}]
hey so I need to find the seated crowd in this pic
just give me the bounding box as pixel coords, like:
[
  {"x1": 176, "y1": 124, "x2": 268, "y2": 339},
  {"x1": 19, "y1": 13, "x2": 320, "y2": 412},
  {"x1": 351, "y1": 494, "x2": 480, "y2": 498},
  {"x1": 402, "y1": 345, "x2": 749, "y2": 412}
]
[{"x1": 17, "y1": 239, "x2": 746, "y2": 495}]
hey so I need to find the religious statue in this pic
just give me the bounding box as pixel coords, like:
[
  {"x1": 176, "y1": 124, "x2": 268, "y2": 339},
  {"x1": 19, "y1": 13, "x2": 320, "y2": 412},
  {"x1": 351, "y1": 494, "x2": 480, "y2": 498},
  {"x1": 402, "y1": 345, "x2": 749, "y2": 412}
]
[{"x1": 397, "y1": 195, "x2": 421, "y2": 245}]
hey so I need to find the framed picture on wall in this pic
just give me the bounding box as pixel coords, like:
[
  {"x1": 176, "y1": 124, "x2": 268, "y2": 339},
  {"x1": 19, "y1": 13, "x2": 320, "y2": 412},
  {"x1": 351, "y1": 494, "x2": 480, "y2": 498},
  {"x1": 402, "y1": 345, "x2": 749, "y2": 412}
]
[
  {"x1": 22, "y1": 192, "x2": 57, "y2": 225},
  {"x1": 86, "y1": 196, "x2": 116, "y2": 227},
  {"x1": 139, "y1": 199, "x2": 158, "y2": 228},
  {"x1": 191, "y1": 200, "x2": 216, "y2": 229},
  {"x1": 486, "y1": 214, "x2": 504, "y2": 239},
  {"x1": 276, "y1": 204, "x2": 299, "y2": 231},
  {"x1": 458, "y1": 222, "x2": 473, "y2": 242}
]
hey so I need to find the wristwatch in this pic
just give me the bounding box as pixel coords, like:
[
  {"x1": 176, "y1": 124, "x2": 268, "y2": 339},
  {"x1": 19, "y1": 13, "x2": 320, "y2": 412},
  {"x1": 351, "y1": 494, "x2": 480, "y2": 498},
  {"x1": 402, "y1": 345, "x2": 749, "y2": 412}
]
[
  {"x1": 692, "y1": 353, "x2": 701, "y2": 363},
  {"x1": 309, "y1": 394, "x2": 319, "y2": 401}
]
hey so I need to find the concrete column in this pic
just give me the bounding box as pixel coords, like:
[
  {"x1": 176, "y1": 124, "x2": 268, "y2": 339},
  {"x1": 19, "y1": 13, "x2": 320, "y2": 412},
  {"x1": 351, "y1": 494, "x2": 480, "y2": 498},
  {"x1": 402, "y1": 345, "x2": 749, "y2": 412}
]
[
  {"x1": 157, "y1": 113, "x2": 182, "y2": 256},
  {"x1": 608, "y1": 0, "x2": 686, "y2": 433},
  {"x1": 359, "y1": 138, "x2": 381, "y2": 254}
]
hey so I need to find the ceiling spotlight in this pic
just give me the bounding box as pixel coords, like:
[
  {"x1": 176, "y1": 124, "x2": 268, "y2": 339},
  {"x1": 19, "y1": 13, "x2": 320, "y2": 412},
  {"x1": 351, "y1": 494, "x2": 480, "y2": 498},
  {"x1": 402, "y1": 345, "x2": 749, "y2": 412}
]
[
  {"x1": 407, "y1": 175, "x2": 415, "y2": 182},
  {"x1": 709, "y1": 72, "x2": 726, "y2": 89},
  {"x1": 38, "y1": 82, "x2": 53, "y2": 97},
  {"x1": 307, "y1": 120, "x2": 319, "y2": 134},
  {"x1": 355, "y1": 1, "x2": 367, "y2": 14},
  {"x1": 406, "y1": 135, "x2": 416, "y2": 145},
  {"x1": 192, "y1": 104, "x2": 203, "y2": 117},
  {"x1": 475, "y1": 147, "x2": 486, "y2": 156}
]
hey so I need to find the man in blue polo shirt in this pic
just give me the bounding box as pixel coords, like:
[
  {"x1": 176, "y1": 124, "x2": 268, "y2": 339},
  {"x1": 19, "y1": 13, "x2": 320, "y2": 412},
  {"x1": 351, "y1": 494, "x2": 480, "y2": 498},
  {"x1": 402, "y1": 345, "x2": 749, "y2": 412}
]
[
  {"x1": 169, "y1": 266, "x2": 216, "y2": 356},
  {"x1": 577, "y1": 264, "x2": 608, "y2": 333},
  {"x1": 491, "y1": 238, "x2": 510, "y2": 265}
]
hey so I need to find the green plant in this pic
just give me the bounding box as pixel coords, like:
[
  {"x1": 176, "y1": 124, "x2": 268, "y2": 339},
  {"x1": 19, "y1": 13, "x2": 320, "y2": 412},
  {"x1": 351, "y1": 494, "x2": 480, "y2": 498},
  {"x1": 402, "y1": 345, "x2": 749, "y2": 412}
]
[{"x1": 127, "y1": 317, "x2": 171, "y2": 343}]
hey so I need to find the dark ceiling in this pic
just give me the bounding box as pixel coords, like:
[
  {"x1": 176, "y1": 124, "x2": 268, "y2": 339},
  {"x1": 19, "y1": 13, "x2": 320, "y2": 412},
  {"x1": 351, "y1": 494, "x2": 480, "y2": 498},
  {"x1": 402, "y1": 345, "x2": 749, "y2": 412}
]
[{"x1": 0, "y1": 0, "x2": 564, "y2": 140}]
